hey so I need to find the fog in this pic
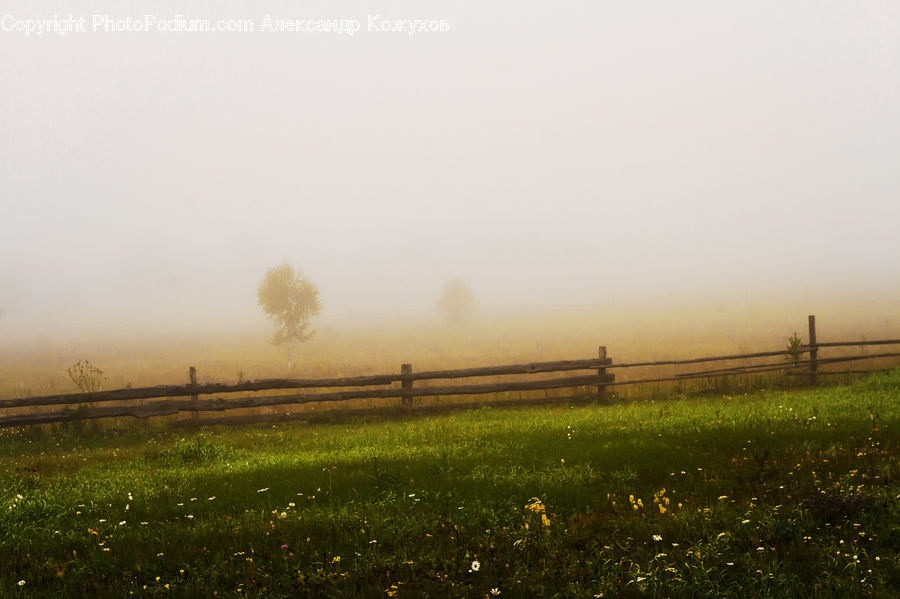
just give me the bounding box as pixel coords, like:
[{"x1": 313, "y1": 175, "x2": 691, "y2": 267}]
[{"x1": 2, "y1": 1, "x2": 899, "y2": 343}]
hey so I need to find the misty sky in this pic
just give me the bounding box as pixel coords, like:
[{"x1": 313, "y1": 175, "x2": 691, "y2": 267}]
[{"x1": 2, "y1": 1, "x2": 899, "y2": 336}]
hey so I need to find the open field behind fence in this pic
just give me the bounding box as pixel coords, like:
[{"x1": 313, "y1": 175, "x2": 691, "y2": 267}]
[{"x1": 3, "y1": 315, "x2": 900, "y2": 429}]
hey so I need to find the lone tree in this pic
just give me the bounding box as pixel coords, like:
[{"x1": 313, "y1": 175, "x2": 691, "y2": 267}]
[
  {"x1": 436, "y1": 277, "x2": 478, "y2": 325},
  {"x1": 258, "y1": 262, "x2": 321, "y2": 367}
]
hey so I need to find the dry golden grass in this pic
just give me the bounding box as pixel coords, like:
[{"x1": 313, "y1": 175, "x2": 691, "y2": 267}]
[{"x1": 2, "y1": 298, "x2": 898, "y2": 411}]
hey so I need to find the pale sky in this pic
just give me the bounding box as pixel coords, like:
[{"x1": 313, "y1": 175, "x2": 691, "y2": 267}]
[{"x1": 2, "y1": 1, "x2": 899, "y2": 336}]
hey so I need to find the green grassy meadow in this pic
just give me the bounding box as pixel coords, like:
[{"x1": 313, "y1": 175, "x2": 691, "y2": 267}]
[{"x1": 1, "y1": 372, "x2": 898, "y2": 598}]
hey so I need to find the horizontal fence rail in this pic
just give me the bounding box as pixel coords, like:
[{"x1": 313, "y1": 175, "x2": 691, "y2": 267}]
[
  {"x1": 0, "y1": 375, "x2": 616, "y2": 428},
  {"x1": 1, "y1": 315, "x2": 899, "y2": 428},
  {"x1": 815, "y1": 339, "x2": 900, "y2": 348},
  {"x1": 0, "y1": 351, "x2": 615, "y2": 427},
  {"x1": 0, "y1": 358, "x2": 614, "y2": 410}
]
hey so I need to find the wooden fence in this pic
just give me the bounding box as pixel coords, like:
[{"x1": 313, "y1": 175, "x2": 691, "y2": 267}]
[{"x1": 1, "y1": 315, "x2": 899, "y2": 428}]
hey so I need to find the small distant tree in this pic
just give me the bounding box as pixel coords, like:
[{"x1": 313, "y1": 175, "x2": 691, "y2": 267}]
[
  {"x1": 785, "y1": 332, "x2": 803, "y2": 366},
  {"x1": 258, "y1": 262, "x2": 321, "y2": 367},
  {"x1": 68, "y1": 359, "x2": 105, "y2": 392},
  {"x1": 436, "y1": 277, "x2": 478, "y2": 325}
]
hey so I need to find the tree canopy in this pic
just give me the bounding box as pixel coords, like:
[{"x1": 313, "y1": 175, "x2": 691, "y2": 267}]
[
  {"x1": 436, "y1": 277, "x2": 477, "y2": 325},
  {"x1": 258, "y1": 263, "x2": 321, "y2": 350}
]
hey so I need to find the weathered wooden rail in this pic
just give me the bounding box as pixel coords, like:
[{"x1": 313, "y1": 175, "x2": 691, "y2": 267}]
[
  {"x1": 0, "y1": 350, "x2": 615, "y2": 427},
  {"x1": 1, "y1": 315, "x2": 899, "y2": 428}
]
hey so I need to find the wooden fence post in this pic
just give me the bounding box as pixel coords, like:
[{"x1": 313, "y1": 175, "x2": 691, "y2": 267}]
[
  {"x1": 597, "y1": 346, "x2": 608, "y2": 402},
  {"x1": 808, "y1": 315, "x2": 818, "y2": 386},
  {"x1": 401, "y1": 363, "x2": 413, "y2": 408},
  {"x1": 189, "y1": 366, "x2": 198, "y2": 420}
]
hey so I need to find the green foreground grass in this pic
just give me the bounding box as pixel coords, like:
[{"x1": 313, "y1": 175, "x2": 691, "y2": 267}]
[{"x1": 1, "y1": 373, "x2": 898, "y2": 598}]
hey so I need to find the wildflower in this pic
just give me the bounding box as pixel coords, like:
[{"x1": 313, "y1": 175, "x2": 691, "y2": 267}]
[
  {"x1": 119, "y1": 521, "x2": 126, "y2": 526},
  {"x1": 471, "y1": 560, "x2": 481, "y2": 572},
  {"x1": 281, "y1": 544, "x2": 288, "y2": 550},
  {"x1": 541, "y1": 514, "x2": 551, "y2": 527},
  {"x1": 208, "y1": 497, "x2": 216, "y2": 501},
  {"x1": 491, "y1": 589, "x2": 500, "y2": 595},
  {"x1": 332, "y1": 556, "x2": 341, "y2": 563},
  {"x1": 653, "y1": 535, "x2": 662, "y2": 541},
  {"x1": 257, "y1": 488, "x2": 269, "y2": 493},
  {"x1": 17, "y1": 580, "x2": 25, "y2": 586}
]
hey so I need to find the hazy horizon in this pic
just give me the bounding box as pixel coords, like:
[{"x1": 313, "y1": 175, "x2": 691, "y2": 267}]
[{"x1": 2, "y1": 1, "x2": 899, "y2": 343}]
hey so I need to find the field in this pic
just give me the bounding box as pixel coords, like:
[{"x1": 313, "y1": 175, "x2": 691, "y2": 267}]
[
  {"x1": 3, "y1": 298, "x2": 899, "y2": 403},
  {"x1": 2, "y1": 369, "x2": 898, "y2": 598}
]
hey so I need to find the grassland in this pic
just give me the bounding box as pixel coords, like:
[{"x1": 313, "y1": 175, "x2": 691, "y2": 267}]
[
  {"x1": 1, "y1": 370, "x2": 898, "y2": 598},
  {"x1": 4, "y1": 298, "x2": 898, "y2": 400}
]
